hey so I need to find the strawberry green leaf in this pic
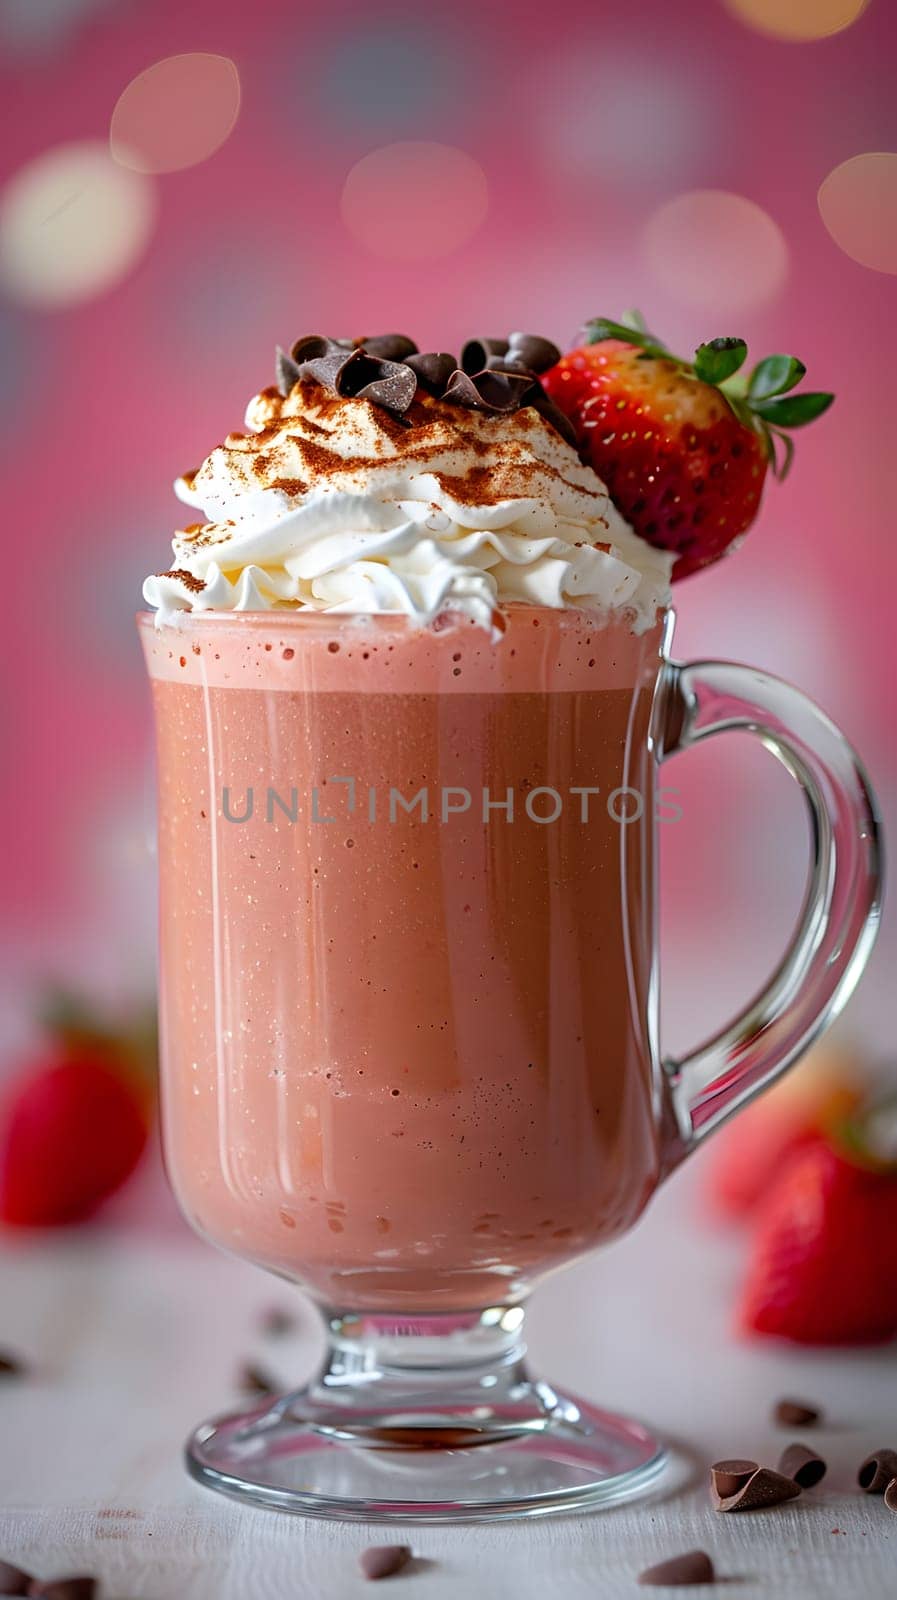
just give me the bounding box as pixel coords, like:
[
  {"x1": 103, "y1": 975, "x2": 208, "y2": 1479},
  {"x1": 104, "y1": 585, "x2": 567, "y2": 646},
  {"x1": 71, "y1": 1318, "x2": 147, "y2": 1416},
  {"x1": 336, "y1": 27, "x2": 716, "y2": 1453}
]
[
  {"x1": 584, "y1": 316, "x2": 669, "y2": 357},
  {"x1": 694, "y1": 337, "x2": 747, "y2": 385},
  {"x1": 770, "y1": 427, "x2": 795, "y2": 481},
  {"x1": 748, "y1": 354, "x2": 807, "y2": 401},
  {"x1": 751, "y1": 391, "x2": 834, "y2": 428}
]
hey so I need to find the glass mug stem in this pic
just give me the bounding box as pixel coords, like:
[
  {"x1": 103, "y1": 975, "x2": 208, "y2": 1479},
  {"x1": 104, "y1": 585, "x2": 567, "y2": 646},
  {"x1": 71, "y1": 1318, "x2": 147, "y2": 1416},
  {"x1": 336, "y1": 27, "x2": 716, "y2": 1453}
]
[{"x1": 656, "y1": 658, "x2": 883, "y2": 1170}]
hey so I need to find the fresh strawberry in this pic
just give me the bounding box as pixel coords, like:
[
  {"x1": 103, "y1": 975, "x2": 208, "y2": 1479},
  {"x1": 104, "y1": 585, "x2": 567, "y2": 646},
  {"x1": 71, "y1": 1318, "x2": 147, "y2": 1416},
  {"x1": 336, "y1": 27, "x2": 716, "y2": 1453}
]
[
  {"x1": 738, "y1": 1102, "x2": 897, "y2": 1346},
  {"x1": 707, "y1": 1043, "x2": 861, "y2": 1220},
  {"x1": 0, "y1": 1007, "x2": 152, "y2": 1226},
  {"x1": 541, "y1": 316, "x2": 834, "y2": 579}
]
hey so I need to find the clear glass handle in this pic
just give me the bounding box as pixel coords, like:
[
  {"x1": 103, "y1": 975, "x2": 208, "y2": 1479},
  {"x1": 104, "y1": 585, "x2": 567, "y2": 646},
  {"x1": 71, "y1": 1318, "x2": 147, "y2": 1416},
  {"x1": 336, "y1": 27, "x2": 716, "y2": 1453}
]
[{"x1": 657, "y1": 658, "x2": 883, "y2": 1171}]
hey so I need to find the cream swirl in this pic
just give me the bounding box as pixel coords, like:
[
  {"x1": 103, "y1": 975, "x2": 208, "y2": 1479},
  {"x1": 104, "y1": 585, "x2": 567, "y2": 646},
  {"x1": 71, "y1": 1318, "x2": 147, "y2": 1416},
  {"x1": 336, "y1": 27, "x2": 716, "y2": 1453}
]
[{"x1": 143, "y1": 379, "x2": 672, "y2": 632}]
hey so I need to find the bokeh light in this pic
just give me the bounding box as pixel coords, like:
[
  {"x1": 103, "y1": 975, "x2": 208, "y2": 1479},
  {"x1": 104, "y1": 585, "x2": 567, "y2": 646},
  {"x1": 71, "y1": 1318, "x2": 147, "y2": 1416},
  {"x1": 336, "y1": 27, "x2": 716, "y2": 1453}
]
[
  {"x1": 643, "y1": 189, "x2": 788, "y2": 315},
  {"x1": 722, "y1": 0, "x2": 869, "y2": 40},
  {"x1": 0, "y1": 140, "x2": 155, "y2": 308},
  {"x1": 0, "y1": 0, "x2": 122, "y2": 58},
  {"x1": 818, "y1": 153, "x2": 897, "y2": 275},
  {"x1": 340, "y1": 142, "x2": 489, "y2": 262},
  {"x1": 110, "y1": 53, "x2": 241, "y2": 175},
  {"x1": 538, "y1": 45, "x2": 719, "y2": 189},
  {"x1": 313, "y1": 18, "x2": 464, "y2": 131}
]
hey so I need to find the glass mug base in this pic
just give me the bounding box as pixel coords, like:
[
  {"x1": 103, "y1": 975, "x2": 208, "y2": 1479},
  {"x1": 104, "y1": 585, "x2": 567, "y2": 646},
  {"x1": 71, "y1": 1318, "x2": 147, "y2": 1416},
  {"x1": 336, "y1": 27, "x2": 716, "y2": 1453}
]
[{"x1": 185, "y1": 1309, "x2": 666, "y2": 1522}]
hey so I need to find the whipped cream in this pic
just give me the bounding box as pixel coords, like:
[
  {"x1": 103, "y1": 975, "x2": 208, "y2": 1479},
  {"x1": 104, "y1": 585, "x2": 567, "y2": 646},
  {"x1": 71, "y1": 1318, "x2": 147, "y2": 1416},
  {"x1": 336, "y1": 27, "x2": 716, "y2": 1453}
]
[{"x1": 143, "y1": 379, "x2": 672, "y2": 633}]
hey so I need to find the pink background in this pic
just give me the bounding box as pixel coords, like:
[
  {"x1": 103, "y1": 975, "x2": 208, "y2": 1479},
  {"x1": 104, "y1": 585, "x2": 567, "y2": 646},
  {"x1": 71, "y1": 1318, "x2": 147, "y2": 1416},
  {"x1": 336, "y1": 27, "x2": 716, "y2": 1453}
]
[{"x1": 0, "y1": 0, "x2": 893, "y2": 1070}]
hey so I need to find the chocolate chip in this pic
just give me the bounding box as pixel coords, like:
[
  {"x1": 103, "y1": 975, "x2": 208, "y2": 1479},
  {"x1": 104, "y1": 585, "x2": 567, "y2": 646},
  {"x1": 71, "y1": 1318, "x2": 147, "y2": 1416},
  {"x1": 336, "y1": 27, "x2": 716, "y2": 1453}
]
[
  {"x1": 777, "y1": 1443, "x2": 827, "y2": 1489},
  {"x1": 712, "y1": 1465, "x2": 801, "y2": 1512},
  {"x1": 460, "y1": 336, "x2": 509, "y2": 374},
  {"x1": 638, "y1": 1550, "x2": 715, "y2": 1587},
  {"x1": 710, "y1": 1458, "x2": 758, "y2": 1498},
  {"x1": 857, "y1": 1448, "x2": 897, "y2": 1493},
  {"x1": 507, "y1": 332, "x2": 561, "y2": 373},
  {"x1": 884, "y1": 1478, "x2": 897, "y2": 1512},
  {"x1": 443, "y1": 368, "x2": 536, "y2": 414},
  {"x1": 774, "y1": 1399, "x2": 821, "y2": 1427},
  {"x1": 30, "y1": 1580, "x2": 96, "y2": 1600},
  {"x1": 0, "y1": 1354, "x2": 25, "y2": 1378},
  {"x1": 360, "y1": 334, "x2": 418, "y2": 361},
  {"x1": 358, "y1": 1545, "x2": 412, "y2": 1581},
  {"x1": 404, "y1": 352, "x2": 457, "y2": 393},
  {"x1": 0, "y1": 1561, "x2": 31, "y2": 1595},
  {"x1": 275, "y1": 345, "x2": 302, "y2": 397},
  {"x1": 237, "y1": 1361, "x2": 279, "y2": 1396}
]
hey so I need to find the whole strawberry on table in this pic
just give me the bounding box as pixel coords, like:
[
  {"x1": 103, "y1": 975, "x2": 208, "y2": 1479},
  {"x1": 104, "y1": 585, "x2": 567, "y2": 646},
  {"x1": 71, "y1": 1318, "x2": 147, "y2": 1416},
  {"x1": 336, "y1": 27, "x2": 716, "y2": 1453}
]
[
  {"x1": 541, "y1": 314, "x2": 834, "y2": 577},
  {"x1": 0, "y1": 992, "x2": 155, "y2": 1227}
]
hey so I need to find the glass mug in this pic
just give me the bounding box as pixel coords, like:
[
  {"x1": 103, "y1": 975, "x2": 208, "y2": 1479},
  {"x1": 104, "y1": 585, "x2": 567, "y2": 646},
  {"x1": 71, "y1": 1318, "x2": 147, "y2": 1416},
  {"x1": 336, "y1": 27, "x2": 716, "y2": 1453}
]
[{"x1": 139, "y1": 604, "x2": 881, "y2": 1522}]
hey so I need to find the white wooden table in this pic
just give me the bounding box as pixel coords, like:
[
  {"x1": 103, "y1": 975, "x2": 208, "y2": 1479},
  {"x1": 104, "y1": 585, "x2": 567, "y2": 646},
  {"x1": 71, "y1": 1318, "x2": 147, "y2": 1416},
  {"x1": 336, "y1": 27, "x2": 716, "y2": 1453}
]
[{"x1": 1, "y1": 1166, "x2": 894, "y2": 1598}]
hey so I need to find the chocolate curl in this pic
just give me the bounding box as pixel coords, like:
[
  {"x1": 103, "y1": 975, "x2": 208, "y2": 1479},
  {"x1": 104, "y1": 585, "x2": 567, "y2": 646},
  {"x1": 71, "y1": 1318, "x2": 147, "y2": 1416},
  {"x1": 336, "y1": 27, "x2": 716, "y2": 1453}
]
[
  {"x1": 288, "y1": 335, "x2": 418, "y2": 417},
  {"x1": 710, "y1": 1459, "x2": 758, "y2": 1499},
  {"x1": 443, "y1": 367, "x2": 537, "y2": 413},
  {"x1": 777, "y1": 1443, "x2": 827, "y2": 1489},
  {"x1": 275, "y1": 345, "x2": 302, "y2": 397},
  {"x1": 508, "y1": 331, "x2": 561, "y2": 372},
  {"x1": 712, "y1": 1465, "x2": 801, "y2": 1512},
  {"x1": 360, "y1": 334, "x2": 418, "y2": 361},
  {"x1": 858, "y1": 1448, "x2": 897, "y2": 1494},
  {"x1": 461, "y1": 336, "x2": 509, "y2": 373},
  {"x1": 405, "y1": 351, "x2": 457, "y2": 393}
]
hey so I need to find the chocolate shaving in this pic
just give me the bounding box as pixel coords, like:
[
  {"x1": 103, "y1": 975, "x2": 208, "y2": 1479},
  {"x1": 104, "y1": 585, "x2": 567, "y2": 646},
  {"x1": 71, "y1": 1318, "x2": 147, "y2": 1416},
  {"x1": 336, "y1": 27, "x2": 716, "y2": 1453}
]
[
  {"x1": 857, "y1": 1448, "x2": 897, "y2": 1493},
  {"x1": 461, "y1": 336, "x2": 509, "y2": 373},
  {"x1": 777, "y1": 1443, "x2": 827, "y2": 1489},
  {"x1": 276, "y1": 330, "x2": 574, "y2": 440},
  {"x1": 443, "y1": 367, "x2": 536, "y2": 413},
  {"x1": 360, "y1": 334, "x2": 418, "y2": 361},
  {"x1": 710, "y1": 1458, "x2": 758, "y2": 1498},
  {"x1": 275, "y1": 345, "x2": 302, "y2": 396},
  {"x1": 712, "y1": 1465, "x2": 801, "y2": 1512},
  {"x1": 638, "y1": 1550, "x2": 715, "y2": 1587},
  {"x1": 359, "y1": 1545, "x2": 412, "y2": 1581},
  {"x1": 508, "y1": 331, "x2": 561, "y2": 372},
  {"x1": 0, "y1": 1561, "x2": 32, "y2": 1595},
  {"x1": 884, "y1": 1478, "x2": 897, "y2": 1512},
  {"x1": 405, "y1": 351, "x2": 457, "y2": 393},
  {"x1": 0, "y1": 1353, "x2": 25, "y2": 1378},
  {"x1": 774, "y1": 1398, "x2": 820, "y2": 1427}
]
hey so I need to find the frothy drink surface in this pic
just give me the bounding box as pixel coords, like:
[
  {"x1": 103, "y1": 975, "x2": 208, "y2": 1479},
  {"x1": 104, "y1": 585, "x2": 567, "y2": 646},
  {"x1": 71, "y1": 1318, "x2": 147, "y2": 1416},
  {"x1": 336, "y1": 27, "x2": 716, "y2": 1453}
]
[{"x1": 142, "y1": 608, "x2": 664, "y2": 1311}]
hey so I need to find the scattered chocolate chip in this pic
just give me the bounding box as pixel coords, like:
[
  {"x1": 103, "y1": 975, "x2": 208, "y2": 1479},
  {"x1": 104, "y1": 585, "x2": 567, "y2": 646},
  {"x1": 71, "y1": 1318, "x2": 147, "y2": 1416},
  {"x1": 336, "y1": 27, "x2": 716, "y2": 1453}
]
[
  {"x1": 710, "y1": 1458, "x2": 758, "y2": 1499},
  {"x1": 275, "y1": 345, "x2": 302, "y2": 397},
  {"x1": 507, "y1": 332, "x2": 561, "y2": 373},
  {"x1": 360, "y1": 334, "x2": 418, "y2": 362},
  {"x1": 237, "y1": 1362, "x2": 279, "y2": 1396},
  {"x1": 777, "y1": 1443, "x2": 827, "y2": 1489},
  {"x1": 359, "y1": 1545, "x2": 412, "y2": 1581},
  {"x1": 404, "y1": 351, "x2": 457, "y2": 393},
  {"x1": 0, "y1": 1561, "x2": 31, "y2": 1595},
  {"x1": 460, "y1": 336, "x2": 509, "y2": 374},
  {"x1": 712, "y1": 1465, "x2": 801, "y2": 1512},
  {"x1": 30, "y1": 1580, "x2": 96, "y2": 1600},
  {"x1": 884, "y1": 1478, "x2": 897, "y2": 1512},
  {"x1": 638, "y1": 1550, "x2": 715, "y2": 1587},
  {"x1": 260, "y1": 1307, "x2": 296, "y2": 1338},
  {"x1": 443, "y1": 367, "x2": 536, "y2": 414},
  {"x1": 774, "y1": 1399, "x2": 821, "y2": 1427},
  {"x1": 857, "y1": 1448, "x2": 897, "y2": 1494}
]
